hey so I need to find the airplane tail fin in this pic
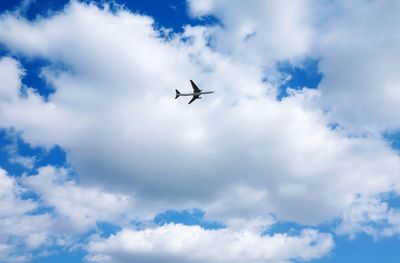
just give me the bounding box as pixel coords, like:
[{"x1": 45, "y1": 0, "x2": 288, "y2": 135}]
[{"x1": 175, "y1": 89, "x2": 181, "y2": 99}]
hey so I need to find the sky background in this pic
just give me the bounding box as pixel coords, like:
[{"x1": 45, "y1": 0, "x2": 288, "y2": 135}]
[{"x1": 0, "y1": 0, "x2": 400, "y2": 262}]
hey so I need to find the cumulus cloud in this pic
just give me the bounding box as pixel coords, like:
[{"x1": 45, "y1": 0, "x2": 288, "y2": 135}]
[
  {"x1": 337, "y1": 196, "x2": 400, "y2": 238},
  {"x1": 0, "y1": 168, "x2": 53, "y2": 258},
  {"x1": 0, "y1": 164, "x2": 137, "y2": 261},
  {"x1": 188, "y1": 0, "x2": 314, "y2": 65},
  {"x1": 0, "y1": 168, "x2": 52, "y2": 261},
  {"x1": 315, "y1": 0, "x2": 400, "y2": 132},
  {"x1": 188, "y1": 0, "x2": 400, "y2": 132},
  {"x1": 0, "y1": 0, "x2": 399, "y2": 261},
  {"x1": 0, "y1": 2, "x2": 399, "y2": 226},
  {"x1": 0, "y1": 168, "x2": 35, "y2": 217},
  {"x1": 85, "y1": 224, "x2": 333, "y2": 263},
  {"x1": 23, "y1": 166, "x2": 135, "y2": 232},
  {"x1": 0, "y1": 57, "x2": 23, "y2": 101}
]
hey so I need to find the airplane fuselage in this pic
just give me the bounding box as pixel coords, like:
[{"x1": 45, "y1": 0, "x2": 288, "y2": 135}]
[{"x1": 178, "y1": 91, "x2": 214, "y2": 96}]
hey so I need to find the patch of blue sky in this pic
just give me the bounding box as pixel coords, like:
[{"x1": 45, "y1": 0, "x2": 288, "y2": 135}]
[
  {"x1": 26, "y1": 206, "x2": 55, "y2": 216},
  {"x1": 31, "y1": 248, "x2": 86, "y2": 263},
  {"x1": 153, "y1": 208, "x2": 225, "y2": 230},
  {"x1": 96, "y1": 221, "x2": 122, "y2": 238},
  {"x1": 276, "y1": 58, "x2": 323, "y2": 100},
  {"x1": 0, "y1": 43, "x2": 9, "y2": 57},
  {"x1": 19, "y1": 189, "x2": 40, "y2": 203},
  {"x1": 0, "y1": 0, "x2": 22, "y2": 13},
  {"x1": 34, "y1": 145, "x2": 68, "y2": 168},
  {"x1": 18, "y1": 57, "x2": 56, "y2": 100},
  {"x1": 0, "y1": 0, "x2": 70, "y2": 20},
  {"x1": 0, "y1": 129, "x2": 67, "y2": 176},
  {"x1": 383, "y1": 130, "x2": 400, "y2": 151},
  {"x1": 311, "y1": 233, "x2": 400, "y2": 263},
  {"x1": 382, "y1": 192, "x2": 400, "y2": 210}
]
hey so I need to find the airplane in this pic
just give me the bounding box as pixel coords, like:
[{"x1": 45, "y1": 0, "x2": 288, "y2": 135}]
[{"x1": 175, "y1": 80, "x2": 214, "y2": 104}]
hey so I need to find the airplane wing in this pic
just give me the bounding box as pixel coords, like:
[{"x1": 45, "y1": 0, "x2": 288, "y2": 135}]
[
  {"x1": 188, "y1": 95, "x2": 199, "y2": 104},
  {"x1": 190, "y1": 80, "x2": 201, "y2": 93}
]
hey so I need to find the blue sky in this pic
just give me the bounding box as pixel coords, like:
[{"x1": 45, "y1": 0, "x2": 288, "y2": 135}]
[{"x1": 0, "y1": 0, "x2": 400, "y2": 263}]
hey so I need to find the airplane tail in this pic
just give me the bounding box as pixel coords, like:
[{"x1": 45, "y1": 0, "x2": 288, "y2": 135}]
[{"x1": 175, "y1": 89, "x2": 181, "y2": 99}]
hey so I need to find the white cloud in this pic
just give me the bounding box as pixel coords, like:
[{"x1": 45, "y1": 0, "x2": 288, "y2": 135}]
[
  {"x1": 0, "y1": 1, "x2": 399, "y2": 261},
  {"x1": 0, "y1": 168, "x2": 36, "y2": 217},
  {"x1": 0, "y1": 57, "x2": 23, "y2": 101},
  {"x1": 0, "y1": 168, "x2": 52, "y2": 262},
  {"x1": 337, "y1": 196, "x2": 400, "y2": 238},
  {"x1": 25, "y1": 232, "x2": 49, "y2": 249},
  {"x1": 85, "y1": 224, "x2": 333, "y2": 263},
  {"x1": 0, "y1": 165, "x2": 137, "y2": 261},
  {"x1": 188, "y1": 0, "x2": 314, "y2": 65},
  {"x1": 0, "y1": 242, "x2": 29, "y2": 263},
  {"x1": 0, "y1": 0, "x2": 398, "y2": 225},
  {"x1": 9, "y1": 155, "x2": 36, "y2": 169},
  {"x1": 315, "y1": 0, "x2": 400, "y2": 132},
  {"x1": 188, "y1": 0, "x2": 400, "y2": 132},
  {"x1": 23, "y1": 166, "x2": 135, "y2": 232}
]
